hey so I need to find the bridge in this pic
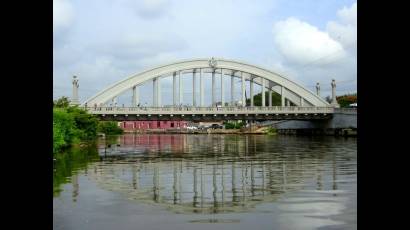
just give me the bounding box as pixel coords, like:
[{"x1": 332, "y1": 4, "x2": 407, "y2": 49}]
[
  {"x1": 72, "y1": 57, "x2": 355, "y2": 128},
  {"x1": 86, "y1": 106, "x2": 339, "y2": 121}
]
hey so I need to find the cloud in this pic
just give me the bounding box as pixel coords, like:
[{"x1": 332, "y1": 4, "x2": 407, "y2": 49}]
[
  {"x1": 272, "y1": 17, "x2": 346, "y2": 65},
  {"x1": 326, "y1": 2, "x2": 357, "y2": 49},
  {"x1": 53, "y1": 0, "x2": 74, "y2": 32},
  {"x1": 129, "y1": 0, "x2": 171, "y2": 19},
  {"x1": 337, "y1": 2, "x2": 357, "y2": 26},
  {"x1": 95, "y1": 33, "x2": 187, "y2": 61}
]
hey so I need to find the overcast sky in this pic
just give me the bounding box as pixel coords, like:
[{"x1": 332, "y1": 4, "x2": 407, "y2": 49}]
[{"x1": 53, "y1": 0, "x2": 357, "y2": 105}]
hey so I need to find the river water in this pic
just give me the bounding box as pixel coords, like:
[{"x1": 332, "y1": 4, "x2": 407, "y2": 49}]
[{"x1": 53, "y1": 134, "x2": 357, "y2": 230}]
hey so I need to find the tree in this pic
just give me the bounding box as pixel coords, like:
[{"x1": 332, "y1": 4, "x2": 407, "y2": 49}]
[
  {"x1": 246, "y1": 91, "x2": 282, "y2": 106},
  {"x1": 66, "y1": 107, "x2": 99, "y2": 139},
  {"x1": 97, "y1": 121, "x2": 124, "y2": 135},
  {"x1": 54, "y1": 96, "x2": 71, "y2": 108},
  {"x1": 53, "y1": 108, "x2": 77, "y2": 149},
  {"x1": 336, "y1": 93, "x2": 357, "y2": 107}
]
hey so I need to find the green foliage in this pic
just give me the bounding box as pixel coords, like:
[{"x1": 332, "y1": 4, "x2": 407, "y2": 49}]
[
  {"x1": 53, "y1": 108, "x2": 78, "y2": 148},
  {"x1": 97, "y1": 121, "x2": 124, "y2": 135},
  {"x1": 266, "y1": 127, "x2": 277, "y2": 135},
  {"x1": 246, "y1": 91, "x2": 282, "y2": 106},
  {"x1": 53, "y1": 122, "x2": 66, "y2": 153},
  {"x1": 53, "y1": 106, "x2": 99, "y2": 154},
  {"x1": 53, "y1": 96, "x2": 71, "y2": 108},
  {"x1": 336, "y1": 93, "x2": 357, "y2": 108},
  {"x1": 224, "y1": 121, "x2": 245, "y2": 129},
  {"x1": 66, "y1": 107, "x2": 99, "y2": 139}
]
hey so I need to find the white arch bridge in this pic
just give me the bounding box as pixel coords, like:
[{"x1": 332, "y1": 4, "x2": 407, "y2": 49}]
[{"x1": 81, "y1": 58, "x2": 348, "y2": 121}]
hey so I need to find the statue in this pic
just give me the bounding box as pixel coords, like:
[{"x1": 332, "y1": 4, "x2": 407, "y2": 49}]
[
  {"x1": 316, "y1": 82, "x2": 320, "y2": 96},
  {"x1": 70, "y1": 76, "x2": 80, "y2": 105},
  {"x1": 209, "y1": 57, "x2": 217, "y2": 68},
  {"x1": 330, "y1": 79, "x2": 340, "y2": 107},
  {"x1": 331, "y1": 79, "x2": 336, "y2": 89},
  {"x1": 72, "y1": 76, "x2": 79, "y2": 88}
]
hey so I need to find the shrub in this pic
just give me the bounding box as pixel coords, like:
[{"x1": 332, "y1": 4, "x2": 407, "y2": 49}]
[
  {"x1": 224, "y1": 121, "x2": 246, "y2": 129},
  {"x1": 53, "y1": 106, "x2": 100, "y2": 154},
  {"x1": 97, "y1": 121, "x2": 124, "y2": 135}
]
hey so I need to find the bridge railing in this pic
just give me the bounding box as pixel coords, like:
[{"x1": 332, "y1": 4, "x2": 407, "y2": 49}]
[
  {"x1": 334, "y1": 108, "x2": 357, "y2": 114},
  {"x1": 83, "y1": 106, "x2": 335, "y2": 114}
]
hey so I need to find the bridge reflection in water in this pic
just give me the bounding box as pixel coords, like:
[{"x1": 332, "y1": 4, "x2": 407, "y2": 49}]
[{"x1": 89, "y1": 134, "x2": 350, "y2": 214}]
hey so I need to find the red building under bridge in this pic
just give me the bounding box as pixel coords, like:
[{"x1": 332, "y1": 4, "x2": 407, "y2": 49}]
[{"x1": 119, "y1": 121, "x2": 188, "y2": 130}]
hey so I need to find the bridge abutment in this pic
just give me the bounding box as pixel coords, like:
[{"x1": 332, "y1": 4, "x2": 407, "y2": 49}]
[{"x1": 272, "y1": 109, "x2": 357, "y2": 136}]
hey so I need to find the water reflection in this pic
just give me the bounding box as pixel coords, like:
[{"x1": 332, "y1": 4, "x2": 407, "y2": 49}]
[
  {"x1": 53, "y1": 142, "x2": 99, "y2": 197},
  {"x1": 82, "y1": 134, "x2": 356, "y2": 214}
]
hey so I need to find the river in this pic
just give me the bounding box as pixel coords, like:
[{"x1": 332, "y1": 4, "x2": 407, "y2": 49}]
[{"x1": 53, "y1": 134, "x2": 357, "y2": 230}]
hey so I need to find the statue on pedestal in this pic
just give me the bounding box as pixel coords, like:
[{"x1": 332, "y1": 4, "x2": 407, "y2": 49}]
[{"x1": 70, "y1": 76, "x2": 80, "y2": 105}]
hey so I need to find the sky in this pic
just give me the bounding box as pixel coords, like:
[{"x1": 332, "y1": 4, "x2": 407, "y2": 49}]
[{"x1": 53, "y1": 0, "x2": 357, "y2": 105}]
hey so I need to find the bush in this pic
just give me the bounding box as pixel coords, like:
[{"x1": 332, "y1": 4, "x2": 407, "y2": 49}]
[
  {"x1": 53, "y1": 106, "x2": 99, "y2": 154},
  {"x1": 266, "y1": 127, "x2": 277, "y2": 135},
  {"x1": 53, "y1": 122, "x2": 66, "y2": 153},
  {"x1": 336, "y1": 93, "x2": 357, "y2": 108},
  {"x1": 53, "y1": 108, "x2": 78, "y2": 146},
  {"x1": 97, "y1": 121, "x2": 124, "y2": 135},
  {"x1": 53, "y1": 96, "x2": 70, "y2": 108},
  {"x1": 225, "y1": 122, "x2": 236, "y2": 129},
  {"x1": 67, "y1": 107, "x2": 99, "y2": 139},
  {"x1": 224, "y1": 121, "x2": 246, "y2": 129}
]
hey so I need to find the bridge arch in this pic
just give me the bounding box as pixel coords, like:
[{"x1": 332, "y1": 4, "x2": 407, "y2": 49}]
[{"x1": 82, "y1": 58, "x2": 329, "y2": 107}]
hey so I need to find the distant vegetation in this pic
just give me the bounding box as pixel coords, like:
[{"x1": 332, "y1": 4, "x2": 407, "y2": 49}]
[
  {"x1": 224, "y1": 121, "x2": 246, "y2": 129},
  {"x1": 266, "y1": 127, "x2": 277, "y2": 135},
  {"x1": 336, "y1": 93, "x2": 357, "y2": 108},
  {"x1": 246, "y1": 91, "x2": 282, "y2": 106},
  {"x1": 325, "y1": 93, "x2": 357, "y2": 107},
  {"x1": 97, "y1": 121, "x2": 124, "y2": 135}
]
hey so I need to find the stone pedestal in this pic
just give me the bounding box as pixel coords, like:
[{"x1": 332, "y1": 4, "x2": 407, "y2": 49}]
[{"x1": 330, "y1": 79, "x2": 340, "y2": 108}]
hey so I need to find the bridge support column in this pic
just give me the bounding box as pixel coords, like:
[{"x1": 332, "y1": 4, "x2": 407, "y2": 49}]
[
  {"x1": 132, "y1": 86, "x2": 139, "y2": 106},
  {"x1": 241, "y1": 72, "x2": 245, "y2": 107},
  {"x1": 179, "y1": 71, "x2": 183, "y2": 105},
  {"x1": 200, "y1": 69, "x2": 204, "y2": 106},
  {"x1": 153, "y1": 78, "x2": 157, "y2": 106},
  {"x1": 212, "y1": 69, "x2": 216, "y2": 106},
  {"x1": 300, "y1": 97, "x2": 304, "y2": 107},
  {"x1": 173, "y1": 72, "x2": 177, "y2": 106},
  {"x1": 193, "y1": 69, "x2": 196, "y2": 106},
  {"x1": 250, "y1": 76, "x2": 254, "y2": 106},
  {"x1": 269, "y1": 89, "x2": 272, "y2": 107},
  {"x1": 261, "y1": 78, "x2": 266, "y2": 107},
  {"x1": 286, "y1": 99, "x2": 290, "y2": 106},
  {"x1": 231, "y1": 73, "x2": 235, "y2": 105},
  {"x1": 221, "y1": 69, "x2": 224, "y2": 107},
  {"x1": 281, "y1": 86, "x2": 285, "y2": 106},
  {"x1": 158, "y1": 77, "x2": 161, "y2": 107}
]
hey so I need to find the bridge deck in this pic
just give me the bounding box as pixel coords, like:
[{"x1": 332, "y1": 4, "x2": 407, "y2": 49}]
[
  {"x1": 86, "y1": 106, "x2": 341, "y2": 114},
  {"x1": 84, "y1": 106, "x2": 356, "y2": 121}
]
